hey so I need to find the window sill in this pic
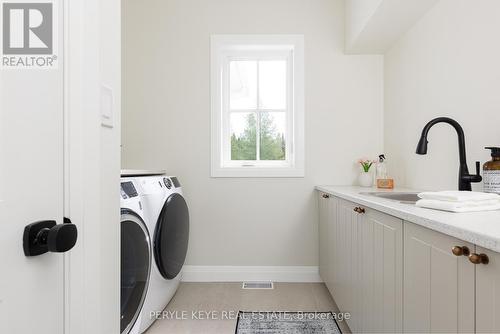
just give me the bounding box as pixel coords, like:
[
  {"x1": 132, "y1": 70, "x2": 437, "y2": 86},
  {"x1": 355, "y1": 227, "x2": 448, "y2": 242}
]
[{"x1": 211, "y1": 166, "x2": 304, "y2": 178}]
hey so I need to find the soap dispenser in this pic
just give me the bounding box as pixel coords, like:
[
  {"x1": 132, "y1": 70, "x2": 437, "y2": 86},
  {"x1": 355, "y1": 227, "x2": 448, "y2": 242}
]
[
  {"x1": 376, "y1": 154, "x2": 394, "y2": 189},
  {"x1": 483, "y1": 147, "x2": 500, "y2": 194},
  {"x1": 376, "y1": 154, "x2": 387, "y2": 180}
]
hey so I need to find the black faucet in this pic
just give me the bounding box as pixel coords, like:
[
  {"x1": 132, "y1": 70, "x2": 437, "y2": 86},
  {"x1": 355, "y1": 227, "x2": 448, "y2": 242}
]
[{"x1": 416, "y1": 117, "x2": 482, "y2": 191}]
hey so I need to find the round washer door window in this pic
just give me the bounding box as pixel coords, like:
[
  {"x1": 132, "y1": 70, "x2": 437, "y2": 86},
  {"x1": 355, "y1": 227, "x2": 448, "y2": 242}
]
[
  {"x1": 121, "y1": 211, "x2": 150, "y2": 334},
  {"x1": 154, "y1": 193, "x2": 190, "y2": 280}
]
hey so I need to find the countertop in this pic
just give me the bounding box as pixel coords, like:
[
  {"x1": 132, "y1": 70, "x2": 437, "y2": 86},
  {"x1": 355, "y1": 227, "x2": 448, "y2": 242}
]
[{"x1": 316, "y1": 185, "x2": 500, "y2": 253}]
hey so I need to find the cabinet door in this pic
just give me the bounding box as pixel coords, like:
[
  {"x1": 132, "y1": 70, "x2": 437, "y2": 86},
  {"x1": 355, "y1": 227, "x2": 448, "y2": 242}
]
[
  {"x1": 476, "y1": 246, "x2": 500, "y2": 333},
  {"x1": 335, "y1": 199, "x2": 361, "y2": 332},
  {"x1": 358, "y1": 208, "x2": 403, "y2": 333},
  {"x1": 318, "y1": 192, "x2": 332, "y2": 289},
  {"x1": 326, "y1": 196, "x2": 338, "y2": 293},
  {"x1": 404, "y1": 223, "x2": 474, "y2": 333}
]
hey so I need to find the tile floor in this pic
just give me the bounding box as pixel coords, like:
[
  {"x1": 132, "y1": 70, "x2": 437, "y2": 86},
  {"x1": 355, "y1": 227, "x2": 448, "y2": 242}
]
[{"x1": 145, "y1": 282, "x2": 350, "y2": 334}]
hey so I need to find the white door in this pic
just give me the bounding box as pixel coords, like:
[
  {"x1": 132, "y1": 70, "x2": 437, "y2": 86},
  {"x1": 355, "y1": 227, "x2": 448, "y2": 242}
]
[{"x1": 0, "y1": 2, "x2": 68, "y2": 333}]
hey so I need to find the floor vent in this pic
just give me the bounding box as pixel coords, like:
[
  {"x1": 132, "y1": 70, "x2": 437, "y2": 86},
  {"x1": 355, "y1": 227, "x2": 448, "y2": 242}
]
[{"x1": 242, "y1": 282, "x2": 274, "y2": 290}]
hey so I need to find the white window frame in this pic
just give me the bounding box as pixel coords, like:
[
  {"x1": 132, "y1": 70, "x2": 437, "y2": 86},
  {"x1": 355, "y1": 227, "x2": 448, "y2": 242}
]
[{"x1": 211, "y1": 35, "x2": 304, "y2": 178}]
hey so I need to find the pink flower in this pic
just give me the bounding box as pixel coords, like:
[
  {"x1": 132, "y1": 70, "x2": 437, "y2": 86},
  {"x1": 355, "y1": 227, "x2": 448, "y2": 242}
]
[{"x1": 357, "y1": 157, "x2": 377, "y2": 172}]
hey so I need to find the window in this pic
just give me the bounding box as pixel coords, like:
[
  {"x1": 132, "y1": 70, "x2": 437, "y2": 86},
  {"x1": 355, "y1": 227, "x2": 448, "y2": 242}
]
[{"x1": 211, "y1": 35, "x2": 304, "y2": 177}]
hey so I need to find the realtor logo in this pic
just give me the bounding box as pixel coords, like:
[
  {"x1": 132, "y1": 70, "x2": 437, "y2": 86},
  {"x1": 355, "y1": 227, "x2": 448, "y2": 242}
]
[{"x1": 1, "y1": 0, "x2": 57, "y2": 69}]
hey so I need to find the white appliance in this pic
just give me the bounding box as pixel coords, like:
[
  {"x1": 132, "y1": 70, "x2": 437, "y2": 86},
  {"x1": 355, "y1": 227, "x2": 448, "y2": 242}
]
[{"x1": 120, "y1": 171, "x2": 189, "y2": 334}]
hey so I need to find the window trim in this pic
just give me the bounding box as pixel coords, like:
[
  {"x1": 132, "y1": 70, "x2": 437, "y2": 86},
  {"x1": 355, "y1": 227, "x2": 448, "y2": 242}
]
[{"x1": 211, "y1": 35, "x2": 304, "y2": 178}]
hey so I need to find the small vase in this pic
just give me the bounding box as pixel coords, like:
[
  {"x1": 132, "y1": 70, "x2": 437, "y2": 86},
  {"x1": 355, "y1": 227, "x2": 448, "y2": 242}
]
[{"x1": 358, "y1": 171, "x2": 373, "y2": 187}]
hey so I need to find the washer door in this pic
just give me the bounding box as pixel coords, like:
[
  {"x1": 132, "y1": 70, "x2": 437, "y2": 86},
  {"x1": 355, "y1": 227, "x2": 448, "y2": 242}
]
[
  {"x1": 154, "y1": 193, "x2": 189, "y2": 280},
  {"x1": 121, "y1": 210, "x2": 150, "y2": 334}
]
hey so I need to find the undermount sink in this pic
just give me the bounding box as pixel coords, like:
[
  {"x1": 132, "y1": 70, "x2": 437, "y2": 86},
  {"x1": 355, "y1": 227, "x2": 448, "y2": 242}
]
[{"x1": 360, "y1": 192, "x2": 420, "y2": 204}]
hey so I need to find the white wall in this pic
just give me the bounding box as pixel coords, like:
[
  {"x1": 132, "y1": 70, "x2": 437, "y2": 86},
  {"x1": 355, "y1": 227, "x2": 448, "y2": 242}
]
[
  {"x1": 385, "y1": 0, "x2": 500, "y2": 191},
  {"x1": 345, "y1": 0, "x2": 439, "y2": 54},
  {"x1": 345, "y1": 0, "x2": 383, "y2": 47},
  {"x1": 122, "y1": 0, "x2": 383, "y2": 266}
]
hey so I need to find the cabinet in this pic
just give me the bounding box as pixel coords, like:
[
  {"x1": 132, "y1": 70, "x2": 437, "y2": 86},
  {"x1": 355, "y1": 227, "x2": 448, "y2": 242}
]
[
  {"x1": 319, "y1": 191, "x2": 500, "y2": 333},
  {"x1": 358, "y1": 206, "x2": 403, "y2": 333},
  {"x1": 403, "y1": 222, "x2": 475, "y2": 333},
  {"x1": 404, "y1": 224, "x2": 500, "y2": 333},
  {"x1": 318, "y1": 192, "x2": 334, "y2": 292},
  {"x1": 476, "y1": 246, "x2": 500, "y2": 333},
  {"x1": 319, "y1": 195, "x2": 403, "y2": 333},
  {"x1": 334, "y1": 199, "x2": 362, "y2": 332}
]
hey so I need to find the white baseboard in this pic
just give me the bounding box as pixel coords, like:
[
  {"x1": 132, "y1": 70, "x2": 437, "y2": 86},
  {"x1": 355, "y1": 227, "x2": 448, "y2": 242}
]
[{"x1": 181, "y1": 266, "x2": 322, "y2": 283}]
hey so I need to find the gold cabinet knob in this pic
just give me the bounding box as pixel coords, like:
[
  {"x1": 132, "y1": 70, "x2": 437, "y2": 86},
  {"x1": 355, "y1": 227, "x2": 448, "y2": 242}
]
[
  {"x1": 469, "y1": 253, "x2": 489, "y2": 265},
  {"x1": 322, "y1": 194, "x2": 330, "y2": 199},
  {"x1": 452, "y1": 246, "x2": 470, "y2": 257}
]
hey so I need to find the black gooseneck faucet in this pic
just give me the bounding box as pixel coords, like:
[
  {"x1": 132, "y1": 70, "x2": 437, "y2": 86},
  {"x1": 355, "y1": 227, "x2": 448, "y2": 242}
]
[{"x1": 416, "y1": 117, "x2": 482, "y2": 191}]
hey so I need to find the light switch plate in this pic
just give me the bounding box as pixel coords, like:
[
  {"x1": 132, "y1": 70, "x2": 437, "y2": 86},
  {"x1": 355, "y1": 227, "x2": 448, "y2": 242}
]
[{"x1": 100, "y1": 85, "x2": 114, "y2": 128}]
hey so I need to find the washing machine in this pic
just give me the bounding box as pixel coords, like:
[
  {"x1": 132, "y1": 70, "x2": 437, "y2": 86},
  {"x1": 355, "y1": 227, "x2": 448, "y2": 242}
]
[
  {"x1": 120, "y1": 178, "x2": 151, "y2": 334},
  {"x1": 120, "y1": 170, "x2": 190, "y2": 334}
]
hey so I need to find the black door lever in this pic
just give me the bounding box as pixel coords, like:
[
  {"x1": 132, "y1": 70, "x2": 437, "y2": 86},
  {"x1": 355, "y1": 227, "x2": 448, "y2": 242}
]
[{"x1": 23, "y1": 218, "x2": 78, "y2": 256}]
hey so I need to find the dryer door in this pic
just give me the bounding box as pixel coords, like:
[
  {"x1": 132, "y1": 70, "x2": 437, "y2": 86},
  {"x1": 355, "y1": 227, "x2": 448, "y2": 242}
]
[
  {"x1": 121, "y1": 210, "x2": 150, "y2": 334},
  {"x1": 154, "y1": 193, "x2": 190, "y2": 280}
]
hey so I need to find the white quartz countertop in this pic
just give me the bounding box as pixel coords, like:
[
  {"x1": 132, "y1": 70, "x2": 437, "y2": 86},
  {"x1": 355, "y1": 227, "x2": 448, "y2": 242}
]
[{"x1": 316, "y1": 185, "x2": 500, "y2": 253}]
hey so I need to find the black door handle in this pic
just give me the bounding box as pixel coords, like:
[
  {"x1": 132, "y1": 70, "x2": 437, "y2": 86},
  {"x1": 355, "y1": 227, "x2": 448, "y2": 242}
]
[{"x1": 23, "y1": 218, "x2": 78, "y2": 256}]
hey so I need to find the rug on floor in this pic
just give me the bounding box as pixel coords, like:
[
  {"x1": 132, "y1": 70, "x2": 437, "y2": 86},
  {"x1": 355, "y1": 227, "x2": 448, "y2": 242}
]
[{"x1": 235, "y1": 311, "x2": 342, "y2": 334}]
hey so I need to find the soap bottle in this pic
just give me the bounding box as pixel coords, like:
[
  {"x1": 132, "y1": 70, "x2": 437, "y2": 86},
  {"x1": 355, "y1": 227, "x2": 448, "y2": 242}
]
[
  {"x1": 483, "y1": 147, "x2": 500, "y2": 194},
  {"x1": 375, "y1": 154, "x2": 394, "y2": 189},
  {"x1": 376, "y1": 154, "x2": 387, "y2": 180}
]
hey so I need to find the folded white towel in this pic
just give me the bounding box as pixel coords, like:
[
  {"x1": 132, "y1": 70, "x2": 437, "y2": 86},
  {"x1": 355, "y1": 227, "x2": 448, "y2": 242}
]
[
  {"x1": 418, "y1": 191, "x2": 500, "y2": 202},
  {"x1": 416, "y1": 199, "x2": 500, "y2": 213}
]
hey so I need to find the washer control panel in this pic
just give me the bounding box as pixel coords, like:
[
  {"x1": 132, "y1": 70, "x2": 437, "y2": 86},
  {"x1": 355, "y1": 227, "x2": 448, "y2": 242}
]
[
  {"x1": 121, "y1": 181, "x2": 138, "y2": 198},
  {"x1": 163, "y1": 177, "x2": 172, "y2": 189},
  {"x1": 121, "y1": 176, "x2": 181, "y2": 197},
  {"x1": 171, "y1": 177, "x2": 181, "y2": 188}
]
